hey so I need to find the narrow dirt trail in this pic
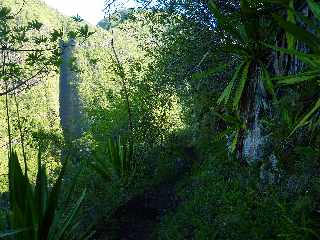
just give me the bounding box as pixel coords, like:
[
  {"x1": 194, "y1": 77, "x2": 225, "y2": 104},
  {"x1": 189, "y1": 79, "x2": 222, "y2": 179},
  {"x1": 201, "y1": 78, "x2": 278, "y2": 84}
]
[
  {"x1": 94, "y1": 146, "x2": 198, "y2": 240},
  {"x1": 95, "y1": 167, "x2": 191, "y2": 240},
  {"x1": 113, "y1": 180, "x2": 179, "y2": 240}
]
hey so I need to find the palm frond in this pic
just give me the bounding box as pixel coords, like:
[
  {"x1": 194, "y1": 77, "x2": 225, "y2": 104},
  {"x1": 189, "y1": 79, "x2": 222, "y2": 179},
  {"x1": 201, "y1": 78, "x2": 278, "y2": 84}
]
[{"x1": 272, "y1": 70, "x2": 320, "y2": 86}]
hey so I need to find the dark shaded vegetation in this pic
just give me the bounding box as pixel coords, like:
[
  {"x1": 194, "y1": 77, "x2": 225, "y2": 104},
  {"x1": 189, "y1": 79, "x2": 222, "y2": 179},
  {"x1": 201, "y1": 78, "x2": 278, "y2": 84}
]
[{"x1": 0, "y1": 0, "x2": 320, "y2": 239}]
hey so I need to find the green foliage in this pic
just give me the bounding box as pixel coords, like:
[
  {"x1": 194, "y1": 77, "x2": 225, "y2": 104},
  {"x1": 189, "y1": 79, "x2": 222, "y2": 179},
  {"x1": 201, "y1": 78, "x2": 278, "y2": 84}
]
[
  {"x1": 271, "y1": 0, "x2": 320, "y2": 135},
  {"x1": 217, "y1": 62, "x2": 246, "y2": 106},
  {"x1": 0, "y1": 0, "x2": 319, "y2": 238},
  {"x1": 76, "y1": 10, "x2": 187, "y2": 154},
  {"x1": 90, "y1": 136, "x2": 136, "y2": 184},
  {"x1": 0, "y1": 2, "x2": 93, "y2": 97},
  {"x1": 157, "y1": 155, "x2": 320, "y2": 239},
  {"x1": 1, "y1": 151, "x2": 89, "y2": 240},
  {"x1": 97, "y1": 8, "x2": 135, "y2": 30},
  {"x1": 0, "y1": 0, "x2": 94, "y2": 192},
  {"x1": 0, "y1": 1, "x2": 95, "y2": 228},
  {"x1": 208, "y1": 0, "x2": 276, "y2": 112}
]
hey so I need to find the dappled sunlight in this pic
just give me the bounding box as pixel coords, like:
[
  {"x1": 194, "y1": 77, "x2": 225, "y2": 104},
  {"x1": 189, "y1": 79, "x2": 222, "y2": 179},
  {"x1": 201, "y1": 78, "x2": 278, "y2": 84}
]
[{"x1": 0, "y1": 0, "x2": 319, "y2": 239}]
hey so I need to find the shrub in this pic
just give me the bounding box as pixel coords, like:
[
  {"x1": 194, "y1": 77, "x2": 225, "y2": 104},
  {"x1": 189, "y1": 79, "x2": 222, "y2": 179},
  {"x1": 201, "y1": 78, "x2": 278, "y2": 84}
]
[
  {"x1": 156, "y1": 157, "x2": 319, "y2": 240},
  {"x1": 0, "y1": 151, "x2": 91, "y2": 240},
  {"x1": 90, "y1": 136, "x2": 137, "y2": 185}
]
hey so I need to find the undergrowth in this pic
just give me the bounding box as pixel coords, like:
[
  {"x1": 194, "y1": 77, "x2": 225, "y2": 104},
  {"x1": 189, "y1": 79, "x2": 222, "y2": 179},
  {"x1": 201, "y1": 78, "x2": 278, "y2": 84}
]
[{"x1": 156, "y1": 151, "x2": 320, "y2": 240}]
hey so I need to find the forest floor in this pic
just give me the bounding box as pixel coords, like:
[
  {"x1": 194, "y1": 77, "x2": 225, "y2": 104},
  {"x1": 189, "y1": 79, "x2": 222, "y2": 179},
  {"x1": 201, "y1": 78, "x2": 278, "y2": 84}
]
[{"x1": 95, "y1": 163, "x2": 191, "y2": 240}]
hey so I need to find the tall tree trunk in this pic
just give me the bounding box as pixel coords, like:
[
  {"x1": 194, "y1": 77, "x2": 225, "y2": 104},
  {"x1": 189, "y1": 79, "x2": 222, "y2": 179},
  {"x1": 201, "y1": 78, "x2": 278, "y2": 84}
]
[
  {"x1": 59, "y1": 39, "x2": 84, "y2": 160},
  {"x1": 238, "y1": 63, "x2": 268, "y2": 163}
]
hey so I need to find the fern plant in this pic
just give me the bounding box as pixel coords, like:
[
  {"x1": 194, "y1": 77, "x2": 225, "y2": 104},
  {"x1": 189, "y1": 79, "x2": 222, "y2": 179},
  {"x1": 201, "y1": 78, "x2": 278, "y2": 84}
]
[{"x1": 0, "y1": 151, "x2": 90, "y2": 240}]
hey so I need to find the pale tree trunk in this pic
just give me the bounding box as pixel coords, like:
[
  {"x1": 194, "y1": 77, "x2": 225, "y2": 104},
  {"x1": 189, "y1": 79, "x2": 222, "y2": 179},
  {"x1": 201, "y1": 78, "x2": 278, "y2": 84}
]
[{"x1": 59, "y1": 39, "x2": 84, "y2": 160}]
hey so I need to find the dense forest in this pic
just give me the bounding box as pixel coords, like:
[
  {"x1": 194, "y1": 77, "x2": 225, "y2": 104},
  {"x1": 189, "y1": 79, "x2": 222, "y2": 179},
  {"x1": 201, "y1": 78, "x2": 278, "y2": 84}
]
[{"x1": 0, "y1": 0, "x2": 319, "y2": 239}]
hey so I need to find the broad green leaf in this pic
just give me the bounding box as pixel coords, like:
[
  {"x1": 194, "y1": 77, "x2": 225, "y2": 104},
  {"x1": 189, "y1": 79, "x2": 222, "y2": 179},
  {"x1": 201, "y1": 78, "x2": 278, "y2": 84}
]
[
  {"x1": 231, "y1": 129, "x2": 240, "y2": 153},
  {"x1": 217, "y1": 61, "x2": 246, "y2": 105},
  {"x1": 261, "y1": 64, "x2": 275, "y2": 96},
  {"x1": 286, "y1": 0, "x2": 295, "y2": 50},
  {"x1": 277, "y1": 75, "x2": 317, "y2": 86},
  {"x1": 290, "y1": 98, "x2": 320, "y2": 136},
  {"x1": 272, "y1": 70, "x2": 320, "y2": 81},
  {"x1": 272, "y1": 70, "x2": 320, "y2": 86},
  {"x1": 282, "y1": 109, "x2": 292, "y2": 127},
  {"x1": 40, "y1": 160, "x2": 68, "y2": 239},
  {"x1": 263, "y1": 43, "x2": 319, "y2": 68},
  {"x1": 8, "y1": 151, "x2": 37, "y2": 239},
  {"x1": 233, "y1": 60, "x2": 251, "y2": 110},
  {"x1": 307, "y1": 0, "x2": 320, "y2": 20},
  {"x1": 272, "y1": 14, "x2": 320, "y2": 53},
  {"x1": 35, "y1": 155, "x2": 48, "y2": 222},
  {"x1": 9, "y1": 151, "x2": 25, "y2": 208}
]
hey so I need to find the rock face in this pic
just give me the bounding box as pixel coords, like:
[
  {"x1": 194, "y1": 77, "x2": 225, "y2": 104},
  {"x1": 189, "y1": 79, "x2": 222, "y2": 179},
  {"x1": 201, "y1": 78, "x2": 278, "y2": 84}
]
[
  {"x1": 243, "y1": 76, "x2": 267, "y2": 163},
  {"x1": 59, "y1": 39, "x2": 83, "y2": 143}
]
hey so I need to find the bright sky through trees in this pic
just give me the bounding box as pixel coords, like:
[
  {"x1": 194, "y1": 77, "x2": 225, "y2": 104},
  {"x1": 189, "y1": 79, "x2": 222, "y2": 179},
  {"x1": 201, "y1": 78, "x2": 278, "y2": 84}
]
[{"x1": 43, "y1": 0, "x2": 137, "y2": 25}]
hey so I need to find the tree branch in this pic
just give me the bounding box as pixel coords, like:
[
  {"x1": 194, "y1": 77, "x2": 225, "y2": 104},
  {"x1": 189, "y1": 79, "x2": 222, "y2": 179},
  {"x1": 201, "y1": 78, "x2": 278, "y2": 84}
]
[
  {"x1": 0, "y1": 65, "x2": 48, "y2": 96},
  {"x1": 0, "y1": 46, "x2": 57, "y2": 52}
]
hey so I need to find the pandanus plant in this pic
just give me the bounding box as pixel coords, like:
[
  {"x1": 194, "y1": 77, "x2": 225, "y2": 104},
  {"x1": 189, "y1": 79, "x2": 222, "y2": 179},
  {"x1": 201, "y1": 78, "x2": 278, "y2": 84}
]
[
  {"x1": 0, "y1": 150, "x2": 91, "y2": 240},
  {"x1": 200, "y1": 0, "x2": 277, "y2": 160},
  {"x1": 90, "y1": 136, "x2": 136, "y2": 184},
  {"x1": 270, "y1": 0, "x2": 320, "y2": 135}
]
